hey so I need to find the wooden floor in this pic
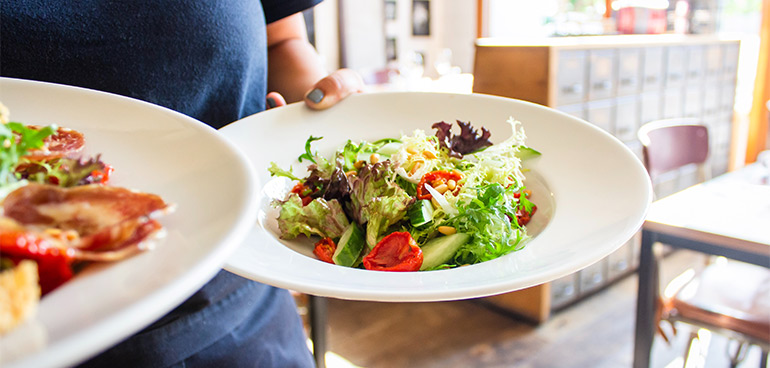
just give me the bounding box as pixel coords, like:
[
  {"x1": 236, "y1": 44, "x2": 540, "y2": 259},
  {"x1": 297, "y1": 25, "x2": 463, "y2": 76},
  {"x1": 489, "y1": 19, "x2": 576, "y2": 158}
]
[{"x1": 313, "y1": 250, "x2": 767, "y2": 368}]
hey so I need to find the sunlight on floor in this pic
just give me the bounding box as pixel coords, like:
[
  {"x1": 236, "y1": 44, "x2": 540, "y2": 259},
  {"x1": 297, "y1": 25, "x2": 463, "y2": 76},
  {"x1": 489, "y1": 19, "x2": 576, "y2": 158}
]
[
  {"x1": 307, "y1": 339, "x2": 362, "y2": 368},
  {"x1": 325, "y1": 352, "x2": 362, "y2": 368}
]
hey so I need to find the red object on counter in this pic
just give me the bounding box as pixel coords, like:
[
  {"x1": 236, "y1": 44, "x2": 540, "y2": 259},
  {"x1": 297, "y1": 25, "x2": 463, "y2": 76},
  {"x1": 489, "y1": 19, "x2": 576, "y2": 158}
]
[{"x1": 617, "y1": 7, "x2": 667, "y2": 34}]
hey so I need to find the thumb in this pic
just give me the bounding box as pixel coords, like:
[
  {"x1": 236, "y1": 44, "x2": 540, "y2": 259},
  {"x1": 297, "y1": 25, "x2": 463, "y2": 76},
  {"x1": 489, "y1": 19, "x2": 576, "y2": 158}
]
[
  {"x1": 304, "y1": 69, "x2": 364, "y2": 110},
  {"x1": 266, "y1": 92, "x2": 287, "y2": 109}
]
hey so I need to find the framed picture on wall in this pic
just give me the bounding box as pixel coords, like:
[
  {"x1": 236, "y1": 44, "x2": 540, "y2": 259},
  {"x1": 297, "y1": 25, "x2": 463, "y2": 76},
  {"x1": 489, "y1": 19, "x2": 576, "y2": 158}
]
[
  {"x1": 385, "y1": 0, "x2": 396, "y2": 20},
  {"x1": 412, "y1": 0, "x2": 430, "y2": 36},
  {"x1": 386, "y1": 37, "x2": 397, "y2": 61}
]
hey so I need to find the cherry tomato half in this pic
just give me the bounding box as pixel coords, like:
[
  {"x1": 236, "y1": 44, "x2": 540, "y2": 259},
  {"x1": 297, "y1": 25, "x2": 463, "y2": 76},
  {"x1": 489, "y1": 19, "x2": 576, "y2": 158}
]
[
  {"x1": 90, "y1": 164, "x2": 114, "y2": 184},
  {"x1": 291, "y1": 182, "x2": 318, "y2": 206},
  {"x1": 516, "y1": 205, "x2": 537, "y2": 226},
  {"x1": 0, "y1": 231, "x2": 73, "y2": 295},
  {"x1": 363, "y1": 232, "x2": 423, "y2": 272}
]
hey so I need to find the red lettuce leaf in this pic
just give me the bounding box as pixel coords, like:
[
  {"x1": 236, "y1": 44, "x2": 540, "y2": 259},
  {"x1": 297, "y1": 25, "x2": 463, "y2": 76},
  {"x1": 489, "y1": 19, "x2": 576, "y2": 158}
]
[{"x1": 432, "y1": 120, "x2": 493, "y2": 158}]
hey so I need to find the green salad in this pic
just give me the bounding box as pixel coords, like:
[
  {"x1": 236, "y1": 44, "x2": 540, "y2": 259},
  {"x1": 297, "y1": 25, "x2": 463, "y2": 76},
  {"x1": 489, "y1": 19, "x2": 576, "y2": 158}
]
[{"x1": 269, "y1": 117, "x2": 540, "y2": 272}]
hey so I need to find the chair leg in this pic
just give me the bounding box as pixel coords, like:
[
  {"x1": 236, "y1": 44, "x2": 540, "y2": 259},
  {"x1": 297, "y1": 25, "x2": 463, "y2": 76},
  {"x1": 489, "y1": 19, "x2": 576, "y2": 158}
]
[
  {"x1": 309, "y1": 295, "x2": 328, "y2": 368},
  {"x1": 725, "y1": 340, "x2": 749, "y2": 368},
  {"x1": 683, "y1": 330, "x2": 700, "y2": 367},
  {"x1": 633, "y1": 230, "x2": 658, "y2": 368}
]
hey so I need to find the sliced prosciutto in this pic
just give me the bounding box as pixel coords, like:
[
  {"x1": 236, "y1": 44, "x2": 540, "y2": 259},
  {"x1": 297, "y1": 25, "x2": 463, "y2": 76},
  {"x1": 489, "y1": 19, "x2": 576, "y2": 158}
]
[
  {"x1": 1, "y1": 184, "x2": 172, "y2": 293},
  {"x1": 21, "y1": 126, "x2": 85, "y2": 161}
]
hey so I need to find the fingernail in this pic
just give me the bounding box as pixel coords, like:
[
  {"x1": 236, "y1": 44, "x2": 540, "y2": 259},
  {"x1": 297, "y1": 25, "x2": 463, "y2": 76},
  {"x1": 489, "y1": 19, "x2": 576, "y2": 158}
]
[
  {"x1": 306, "y1": 88, "x2": 324, "y2": 104},
  {"x1": 266, "y1": 97, "x2": 277, "y2": 108}
]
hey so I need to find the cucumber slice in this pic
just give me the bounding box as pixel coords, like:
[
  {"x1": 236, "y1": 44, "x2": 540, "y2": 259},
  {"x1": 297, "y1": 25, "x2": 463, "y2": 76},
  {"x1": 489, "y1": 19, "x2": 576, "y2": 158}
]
[
  {"x1": 376, "y1": 141, "x2": 402, "y2": 156},
  {"x1": 408, "y1": 199, "x2": 433, "y2": 228},
  {"x1": 420, "y1": 233, "x2": 471, "y2": 270},
  {"x1": 516, "y1": 146, "x2": 541, "y2": 161},
  {"x1": 356, "y1": 151, "x2": 372, "y2": 163},
  {"x1": 333, "y1": 223, "x2": 366, "y2": 267}
]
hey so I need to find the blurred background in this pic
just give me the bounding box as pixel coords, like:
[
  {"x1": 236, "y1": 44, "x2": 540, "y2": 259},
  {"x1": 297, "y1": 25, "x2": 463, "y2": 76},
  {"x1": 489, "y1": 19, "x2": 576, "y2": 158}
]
[{"x1": 296, "y1": 1, "x2": 769, "y2": 367}]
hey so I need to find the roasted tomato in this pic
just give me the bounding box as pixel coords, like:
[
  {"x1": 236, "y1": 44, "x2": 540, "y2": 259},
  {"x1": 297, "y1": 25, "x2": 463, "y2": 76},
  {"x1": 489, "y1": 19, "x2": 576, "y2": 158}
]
[
  {"x1": 363, "y1": 232, "x2": 423, "y2": 272},
  {"x1": 313, "y1": 237, "x2": 336, "y2": 264},
  {"x1": 416, "y1": 170, "x2": 463, "y2": 200}
]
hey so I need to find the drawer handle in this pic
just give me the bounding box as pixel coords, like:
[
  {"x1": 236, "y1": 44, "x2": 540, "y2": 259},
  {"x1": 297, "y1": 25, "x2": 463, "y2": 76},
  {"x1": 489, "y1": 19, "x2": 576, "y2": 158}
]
[
  {"x1": 555, "y1": 284, "x2": 576, "y2": 298},
  {"x1": 592, "y1": 80, "x2": 611, "y2": 90},
  {"x1": 613, "y1": 260, "x2": 628, "y2": 271},
  {"x1": 620, "y1": 77, "x2": 636, "y2": 86},
  {"x1": 561, "y1": 84, "x2": 583, "y2": 95}
]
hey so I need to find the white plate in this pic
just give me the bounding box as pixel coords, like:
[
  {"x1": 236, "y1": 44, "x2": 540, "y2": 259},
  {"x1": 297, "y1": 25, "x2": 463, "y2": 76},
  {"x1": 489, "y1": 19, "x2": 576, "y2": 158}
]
[
  {"x1": 221, "y1": 92, "x2": 651, "y2": 302},
  {"x1": 0, "y1": 78, "x2": 259, "y2": 367}
]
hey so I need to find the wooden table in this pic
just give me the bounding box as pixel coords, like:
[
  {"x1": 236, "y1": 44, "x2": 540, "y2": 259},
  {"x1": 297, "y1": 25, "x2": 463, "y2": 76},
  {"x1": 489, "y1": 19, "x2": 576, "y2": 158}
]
[{"x1": 633, "y1": 162, "x2": 770, "y2": 367}]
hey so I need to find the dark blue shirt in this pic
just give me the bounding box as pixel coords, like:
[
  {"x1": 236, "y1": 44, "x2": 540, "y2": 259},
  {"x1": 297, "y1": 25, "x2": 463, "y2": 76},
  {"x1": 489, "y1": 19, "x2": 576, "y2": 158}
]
[
  {"x1": 1, "y1": 0, "x2": 319, "y2": 129},
  {"x1": 2, "y1": 1, "x2": 321, "y2": 366}
]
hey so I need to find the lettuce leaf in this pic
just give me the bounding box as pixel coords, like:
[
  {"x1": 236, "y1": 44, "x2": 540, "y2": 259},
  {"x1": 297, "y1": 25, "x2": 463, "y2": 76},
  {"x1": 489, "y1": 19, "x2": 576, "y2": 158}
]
[
  {"x1": 447, "y1": 183, "x2": 528, "y2": 264},
  {"x1": 432, "y1": 120, "x2": 493, "y2": 158},
  {"x1": 1, "y1": 122, "x2": 56, "y2": 187},
  {"x1": 459, "y1": 117, "x2": 532, "y2": 192},
  {"x1": 268, "y1": 162, "x2": 301, "y2": 181},
  {"x1": 18, "y1": 156, "x2": 109, "y2": 187},
  {"x1": 347, "y1": 161, "x2": 414, "y2": 247},
  {"x1": 276, "y1": 193, "x2": 350, "y2": 239}
]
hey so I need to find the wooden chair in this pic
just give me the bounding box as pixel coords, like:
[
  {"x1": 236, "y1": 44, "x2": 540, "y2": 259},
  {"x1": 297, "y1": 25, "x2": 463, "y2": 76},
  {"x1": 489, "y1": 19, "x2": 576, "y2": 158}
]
[
  {"x1": 638, "y1": 119, "x2": 770, "y2": 367},
  {"x1": 637, "y1": 118, "x2": 711, "y2": 194}
]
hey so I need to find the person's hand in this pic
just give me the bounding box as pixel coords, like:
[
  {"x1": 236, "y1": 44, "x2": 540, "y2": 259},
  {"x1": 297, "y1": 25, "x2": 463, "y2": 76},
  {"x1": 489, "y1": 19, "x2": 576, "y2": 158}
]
[{"x1": 266, "y1": 68, "x2": 363, "y2": 110}]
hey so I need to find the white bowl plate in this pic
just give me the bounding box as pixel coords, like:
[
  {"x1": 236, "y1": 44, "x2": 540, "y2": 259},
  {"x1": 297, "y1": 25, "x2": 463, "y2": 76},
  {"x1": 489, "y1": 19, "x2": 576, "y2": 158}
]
[
  {"x1": 0, "y1": 78, "x2": 259, "y2": 368},
  {"x1": 221, "y1": 92, "x2": 651, "y2": 302}
]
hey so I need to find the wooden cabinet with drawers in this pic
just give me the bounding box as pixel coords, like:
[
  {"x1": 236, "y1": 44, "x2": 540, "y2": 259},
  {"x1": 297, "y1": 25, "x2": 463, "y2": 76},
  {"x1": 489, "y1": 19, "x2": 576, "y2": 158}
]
[{"x1": 473, "y1": 35, "x2": 740, "y2": 322}]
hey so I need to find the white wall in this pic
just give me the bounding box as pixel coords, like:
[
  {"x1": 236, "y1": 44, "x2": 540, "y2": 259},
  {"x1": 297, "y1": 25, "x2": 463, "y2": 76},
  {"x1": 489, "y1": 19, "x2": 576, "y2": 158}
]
[
  {"x1": 339, "y1": 0, "x2": 387, "y2": 73},
  {"x1": 313, "y1": 0, "x2": 341, "y2": 72},
  {"x1": 314, "y1": 0, "x2": 477, "y2": 80},
  {"x1": 434, "y1": 0, "x2": 477, "y2": 76},
  {"x1": 389, "y1": 0, "x2": 476, "y2": 78}
]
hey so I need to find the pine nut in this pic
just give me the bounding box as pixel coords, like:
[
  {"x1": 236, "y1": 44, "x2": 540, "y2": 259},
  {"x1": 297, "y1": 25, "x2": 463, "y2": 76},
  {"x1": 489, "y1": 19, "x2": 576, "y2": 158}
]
[
  {"x1": 434, "y1": 183, "x2": 449, "y2": 194},
  {"x1": 422, "y1": 150, "x2": 437, "y2": 159},
  {"x1": 406, "y1": 146, "x2": 418, "y2": 154},
  {"x1": 446, "y1": 179, "x2": 456, "y2": 190},
  {"x1": 354, "y1": 160, "x2": 365, "y2": 169},
  {"x1": 438, "y1": 226, "x2": 456, "y2": 235},
  {"x1": 370, "y1": 154, "x2": 380, "y2": 164},
  {"x1": 409, "y1": 162, "x2": 423, "y2": 175},
  {"x1": 65, "y1": 230, "x2": 79, "y2": 241}
]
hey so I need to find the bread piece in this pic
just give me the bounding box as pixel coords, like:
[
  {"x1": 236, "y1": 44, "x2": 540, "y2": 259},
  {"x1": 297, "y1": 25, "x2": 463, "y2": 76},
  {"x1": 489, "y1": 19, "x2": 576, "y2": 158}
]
[{"x1": 0, "y1": 260, "x2": 41, "y2": 335}]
